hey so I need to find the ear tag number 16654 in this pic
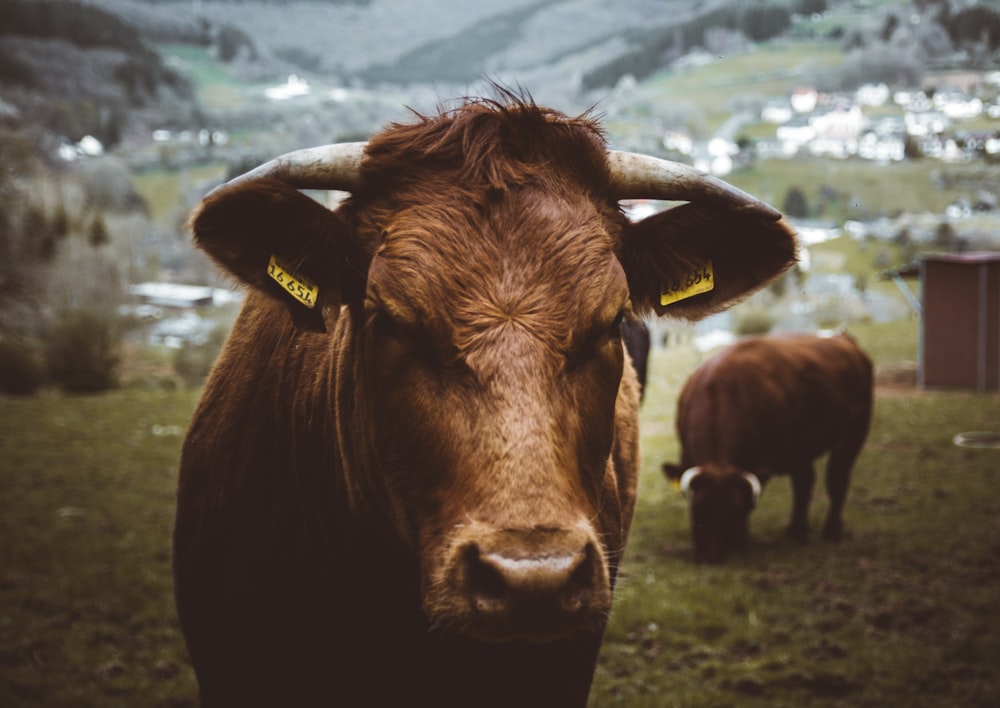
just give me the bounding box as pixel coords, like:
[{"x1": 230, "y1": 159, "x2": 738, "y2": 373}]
[{"x1": 660, "y1": 260, "x2": 714, "y2": 307}]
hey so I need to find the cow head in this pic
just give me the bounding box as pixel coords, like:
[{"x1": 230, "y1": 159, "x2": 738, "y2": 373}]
[
  {"x1": 663, "y1": 463, "x2": 762, "y2": 563},
  {"x1": 189, "y1": 95, "x2": 796, "y2": 642}
]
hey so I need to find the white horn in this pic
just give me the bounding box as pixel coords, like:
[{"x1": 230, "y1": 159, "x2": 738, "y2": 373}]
[
  {"x1": 742, "y1": 472, "x2": 762, "y2": 508},
  {"x1": 213, "y1": 142, "x2": 367, "y2": 195},
  {"x1": 679, "y1": 466, "x2": 703, "y2": 496},
  {"x1": 606, "y1": 150, "x2": 781, "y2": 220}
]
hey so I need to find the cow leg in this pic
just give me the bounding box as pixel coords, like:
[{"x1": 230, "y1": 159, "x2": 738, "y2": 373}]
[
  {"x1": 786, "y1": 463, "x2": 814, "y2": 541},
  {"x1": 821, "y1": 438, "x2": 864, "y2": 541}
]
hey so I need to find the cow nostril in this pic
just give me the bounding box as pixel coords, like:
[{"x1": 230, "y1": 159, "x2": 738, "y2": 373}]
[
  {"x1": 461, "y1": 539, "x2": 601, "y2": 618},
  {"x1": 565, "y1": 543, "x2": 597, "y2": 609},
  {"x1": 463, "y1": 544, "x2": 508, "y2": 606}
]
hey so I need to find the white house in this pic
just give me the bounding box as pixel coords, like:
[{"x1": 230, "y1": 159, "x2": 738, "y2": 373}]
[
  {"x1": 858, "y1": 131, "x2": 905, "y2": 162},
  {"x1": 894, "y1": 89, "x2": 932, "y2": 111},
  {"x1": 130, "y1": 282, "x2": 215, "y2": 308},
  {"x1": 906, "y1": 110, "x2": 949, "y2": 136},
  {"x1": 265, "y1": 74, "x2": 311, "y2": 101},
  {"x1": 810, "y1": 104, "x2": 865, "y2": 140},
  {"x1": 775, "y1": 115, "x2": 815, "y2": 154},
  {"x1": 934, "y1": 90, "x2": 983, "y2": 119},
  {"x1": 856, "y1": 82, "x2": 890, "y2": 107},
  {"x1": 761, "y1": 98, "x2": 793, "y2": 124},
  {"x1": 662, "y1": 130, "x2": 694, "y2": 155},
  {"x1": 790, "y1": 87, "x2": 818, "y2": 113},
  {"x1": 57, "y1": 135, "x2": 104, "y2": 161}
]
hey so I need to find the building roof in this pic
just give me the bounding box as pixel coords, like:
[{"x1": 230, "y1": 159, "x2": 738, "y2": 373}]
[{"x1": 921, "y1": 251, "x2": 1000, "y2": 265}]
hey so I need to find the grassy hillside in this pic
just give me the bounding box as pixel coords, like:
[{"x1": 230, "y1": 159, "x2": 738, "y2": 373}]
[{"x1": 0, "y1": 0, "x2": 195, "y2": 146}]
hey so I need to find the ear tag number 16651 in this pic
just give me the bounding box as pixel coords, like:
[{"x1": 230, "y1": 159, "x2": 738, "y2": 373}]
[{"x1": 268, "y1": 255, "x2": 318, "y2": 309}]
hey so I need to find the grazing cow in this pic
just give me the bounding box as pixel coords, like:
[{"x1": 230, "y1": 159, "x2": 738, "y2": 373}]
[
  {"x1": 173, "y1": 92, "x2": 796, "y2": 707},
  {"x1": 663, "y1": 332, "x2": 873, "y2": 564}
]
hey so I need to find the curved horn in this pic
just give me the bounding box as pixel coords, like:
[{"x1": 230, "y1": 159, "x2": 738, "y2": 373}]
[
  {"x1": 606, "y1": 150, "x2": 781, "y2": 221},
  {"x1": 679, "y1": 466, "x2": 703, "y2": 497},
  {"x1": 741, "y1": 472, "x2": 763, "y2": 508},
  {"x1": 214, "y1": 142, "x2": 367, "y2": 195}
]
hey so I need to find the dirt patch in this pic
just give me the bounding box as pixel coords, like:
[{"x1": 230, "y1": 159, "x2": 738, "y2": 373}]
[{"x1": 875, "y1": 362, "x2": 920, "y2": 396}]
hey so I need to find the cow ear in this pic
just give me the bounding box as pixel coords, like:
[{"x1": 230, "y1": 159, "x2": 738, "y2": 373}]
[
  {"x1": 621, "y1": 202, "x2": 797, "y2": 319},
  {"x1": 662, "y1": 463, "x2": 684, "y2": 487},
  {"x1": 189, "y1": 178, "x2": 351, "y2": 331}
]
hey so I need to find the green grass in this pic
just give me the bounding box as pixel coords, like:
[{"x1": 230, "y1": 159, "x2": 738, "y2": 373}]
[
  {"x1": 157, "y1": 44, "x2": 250, "y2": 111},
  {"x1": 725, "y1": 158, "x2": 1000, "y2": 222},
  {"x1": 2, "y1": 320, "x2": 998, "y2": 706},
  {"x1": 641, "y1": 41, "x2": 847, "y2": 132},
  {"x1": 793, "y1": 0, "x2": 910, "y2": 36},
  {"x1": 0, "y1": 390, "x2": 201, "y2": 707},
  {"x1": 133, "y1": 164, "x2": 227, "y2": 226}
]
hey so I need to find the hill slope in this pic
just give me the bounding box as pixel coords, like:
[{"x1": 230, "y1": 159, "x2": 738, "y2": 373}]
[{"x1": 0, "y1": 0, "x2": 196, "y2": 147}]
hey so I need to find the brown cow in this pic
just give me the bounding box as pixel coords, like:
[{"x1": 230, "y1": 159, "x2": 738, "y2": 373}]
[
  {"x1": 173, "y1": 92, "x2": 796, "y2": 706},
  {"x1": 663, "y1": 332, "x2": 873, "y2": 564}
]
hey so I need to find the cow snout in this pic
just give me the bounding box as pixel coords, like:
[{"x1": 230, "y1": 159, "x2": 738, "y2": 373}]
[{"x1": 447, "y1": 527, "x2": 611, "y2": 643}]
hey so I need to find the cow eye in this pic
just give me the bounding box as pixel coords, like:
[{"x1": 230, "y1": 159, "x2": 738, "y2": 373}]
[
  {"x1": 368, "y1": 305, "x2": 463, "y2": 372},
  {"x1": 608, "y1": 311, "x2": 625, "y2": 340},
  {"x1": 567, "y1": 309, "x2": 625, "y2": 371},
  {"x1": 371, "y1": 307, "x2": 404, "y2": 341}
]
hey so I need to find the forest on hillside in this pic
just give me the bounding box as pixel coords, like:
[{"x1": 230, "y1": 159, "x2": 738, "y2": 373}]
[{"x1": 1, "y1": 0, "x2": 1000, "y2": 395}]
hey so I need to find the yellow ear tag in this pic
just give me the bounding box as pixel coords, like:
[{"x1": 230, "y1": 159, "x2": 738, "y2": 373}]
[
  {"x1": 267, "y1": 255, "x2": 318, "y2": 309},
  {"x1": 660, "y1": 260, "x2": 714, "y2": 307}
]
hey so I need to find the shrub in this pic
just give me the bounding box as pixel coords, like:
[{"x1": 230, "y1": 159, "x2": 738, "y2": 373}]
[
  {"x1": 43, "y1": 310, "x2": 120, "y2": 393},
  {"x1": 0, "y1": 339, "x2": 46, "y2": 395},
  {"x1": 172, "y1": 325, "x2": 228, "y2": 388},
  {"x1": 734, "y1": 309, "x2": 776, "y2": 336}
]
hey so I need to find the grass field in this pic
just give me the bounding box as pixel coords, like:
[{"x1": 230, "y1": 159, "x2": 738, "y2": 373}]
[
  {"x1": 158, "y1": 44, "x2": 253, "y2": 111},
  {"x1": 0, "y1": 389, "x2": 201, "y2": 706},
  {"x1": 726, "y1": 158, "x2": 1000, "y2": 223},
  {"x1": 643, "y1": 41, "x2": 847, "y2": 128},
  {"x1": 591, "y1": 319, "x2": 1000, "y2": 706},
  {"x1": 133, "y1": 164, "x2": 228, "y2": 226},
  {"x1": 1, "y1": 318, "x2": 998, "y2": 706}
]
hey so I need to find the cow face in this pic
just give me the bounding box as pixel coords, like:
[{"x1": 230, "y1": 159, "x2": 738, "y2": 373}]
[
  {"x1": 663, "y1": 463, "x2": 761, "y2": 563},
  {"x1": 356, "y1": 185, "x2": 630, "y2": 642},
  {"x1": 188, "y1": 97, "x2": 796, "y2": 643}
]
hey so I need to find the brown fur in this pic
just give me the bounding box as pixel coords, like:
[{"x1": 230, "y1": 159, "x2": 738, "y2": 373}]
[
  {"x1": 663, "y1": 333, "x2": 874, "y2": 563},
  {"x1": 174, "y1": 92, "x2": 797, "y2": 706}
]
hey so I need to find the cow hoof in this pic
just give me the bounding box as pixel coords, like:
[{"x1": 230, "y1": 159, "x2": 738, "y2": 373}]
[
  {"x1": 785, "y1": 524, "x2": 809, "y2": 542},
  {"x1": 821, "y1": 524, "x2": 844, "y2": 542}
]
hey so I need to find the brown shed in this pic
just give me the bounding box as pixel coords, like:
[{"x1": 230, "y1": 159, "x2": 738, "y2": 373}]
[{"x1": 920, "y1": 252, "x2": 1000, "y2": 391}]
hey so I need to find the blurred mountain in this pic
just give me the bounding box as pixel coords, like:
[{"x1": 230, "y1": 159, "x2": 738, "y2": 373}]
[
  {"x1": 0, "y1": 0, "x2": 198, "y2": 149},
  {"x1": 81, "y1": 0, "x2": 781, "y2": 95}
]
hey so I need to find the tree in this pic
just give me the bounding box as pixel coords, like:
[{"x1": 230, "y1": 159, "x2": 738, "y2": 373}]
[
  {"x1": 215, "y1": 24, "x2": 256, "y2": 62},
  {"x1": 0, "y1": 339, "x2": 45, "y2": 395},
  {"x1": 934, "y1": 221, "x2": 956, "y2": 250},
  {"x1": 87, "y1": 214, "x2": 109, "y2": 248},
  {"x1": 43, "y1": 309, "x2": 120, "y2": 393},
  {"x1": 793, "y1": 0, "x2": 827, "y2": 15},
  {"x1": 783, "y1": 186, "x2": 810, "y2": 218},
  {"x1": 946, "y1": 5, "x2": 1000, "y2": 51}
]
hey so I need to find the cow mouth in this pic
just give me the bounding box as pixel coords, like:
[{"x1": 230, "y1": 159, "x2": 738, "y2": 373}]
[{"x1": 423, "y1": 523, "x2": 612, "y2": 643}]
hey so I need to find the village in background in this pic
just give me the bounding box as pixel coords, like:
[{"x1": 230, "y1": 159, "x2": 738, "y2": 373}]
[{"x1": 1, "y1": 0, "x2": 999, "y2": 393}]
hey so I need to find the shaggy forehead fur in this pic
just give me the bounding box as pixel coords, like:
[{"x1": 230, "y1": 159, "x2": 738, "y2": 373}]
[{"x1": 353, "y1": 95, "x2": 629, "y2": 359}]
